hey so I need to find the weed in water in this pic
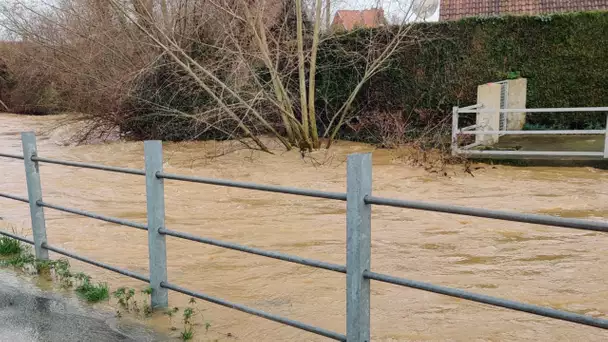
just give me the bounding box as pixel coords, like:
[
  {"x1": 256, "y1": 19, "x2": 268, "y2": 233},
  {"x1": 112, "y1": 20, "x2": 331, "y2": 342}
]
[
  {"x1": 0, "y1": 247, "x2": 110, "y2": 304},
  {"x1": 74, "y1": 272, "x2": 91, "y2": 282},
  {"x1": 183, "y1": 307, "x2": 194, "y2": 324},
  {"x1": 181, "y1": 327, "x2": 194, "y2": 341},
  {"x1": 132, "y1": 299, "x2": 140, "y2": 313},
  {"x1": 181, "y1": 306, "x2": 196, "y2": 340},
  {"x1": 76, "y1": 280, "x2": 109, "y2": 303},
  {"x1": 5, "y1": 251, "x2": 35, "y2": 268},
  {"x1": 164, "y1": 307, "x2": 179, "y2": 329},
  {"x1": 34, "y1": 259, "x2": 54, "y2": 274},
  {"x1": 113, "y1": 287, "x2": 136, "y2": 309},
  {"x1": 113, "y1": 287, "x2": 154, "y2": 318},
  {"x1": 143, "y1": 300, "x2": 152, "y2": 317},
  {"x1": 53, "y1": 258, "x2": 73, "y2": 287},
  {"x1": 0, "y1": 236, "x2": 22, "y2": 255}
]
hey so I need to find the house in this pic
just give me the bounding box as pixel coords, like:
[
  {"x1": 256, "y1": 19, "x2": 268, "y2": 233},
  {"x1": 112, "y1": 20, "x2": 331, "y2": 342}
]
[
  {"x1": 440, "y1": 0, "x2": 608, "y2": 21},
  {"x1": 331, "y1": 8, "x2": 387, "y2": 31}
]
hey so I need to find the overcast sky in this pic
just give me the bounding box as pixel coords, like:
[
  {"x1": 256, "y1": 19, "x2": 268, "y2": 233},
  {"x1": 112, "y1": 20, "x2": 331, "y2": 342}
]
[
  {"x1": 329, "y1": 0, "x2": 440, "y2": 23},
  {"x1": 0, "y1": 0, "x2": 440, "y2": 39}
]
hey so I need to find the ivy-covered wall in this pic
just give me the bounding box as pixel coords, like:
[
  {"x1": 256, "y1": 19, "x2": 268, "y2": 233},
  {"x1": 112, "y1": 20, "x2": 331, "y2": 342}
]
[{"x1": 315, "y1": 11, "x2": 608, "y2": 141}]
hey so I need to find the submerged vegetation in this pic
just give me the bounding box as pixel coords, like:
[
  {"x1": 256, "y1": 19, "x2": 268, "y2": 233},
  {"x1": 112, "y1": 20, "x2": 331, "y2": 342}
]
[
  {"x1": 0, "y1": 235, "x2": 212, "y2": 340},
  {"x1": 0, "y1": 236, "x2": 22, "y2": 255}
]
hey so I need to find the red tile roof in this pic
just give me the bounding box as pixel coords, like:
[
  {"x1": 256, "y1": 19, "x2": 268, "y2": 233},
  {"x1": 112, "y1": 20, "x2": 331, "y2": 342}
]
[
  {"x1": 332, "y1": 8, "x2": 386, "y2": 30},
  {"x1": 440, "y1": 0, "x2": 608, "y2": 21}
]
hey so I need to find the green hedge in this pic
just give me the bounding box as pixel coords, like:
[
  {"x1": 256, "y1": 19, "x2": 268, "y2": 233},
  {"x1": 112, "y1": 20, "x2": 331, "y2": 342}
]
[
  {"x1": 120, "y1": 11, "x2": 608, "y2": 143},
  {"x1": 315, "y1": 11, "x2": 608, "y2": 141}
]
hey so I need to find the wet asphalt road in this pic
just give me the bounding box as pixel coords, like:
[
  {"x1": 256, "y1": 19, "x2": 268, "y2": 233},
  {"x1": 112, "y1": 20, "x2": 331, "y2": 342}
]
[{"x1": 0, "y1": 269, "x2": 167, "y2": 342}]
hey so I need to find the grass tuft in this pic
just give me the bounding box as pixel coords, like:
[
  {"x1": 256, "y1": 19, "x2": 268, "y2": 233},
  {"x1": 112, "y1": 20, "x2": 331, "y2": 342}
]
[
  {"x1": 180, "y1": 327, "x2": 194, "y2": 341},
  {"x1": 0, "y1": 236, "x2": 22, "y2": 255},
  {"x1": 4, "y1": 251, "x2": 35, "y2": 267},
  {"x1": 76, "y1": 280, "x2": 109, "y2": 303}
]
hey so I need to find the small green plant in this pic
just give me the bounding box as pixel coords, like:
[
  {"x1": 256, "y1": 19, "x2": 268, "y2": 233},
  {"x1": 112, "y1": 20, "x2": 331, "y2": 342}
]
[
  {"x1": 164, "y1": 307, "x2": 180, "y2": 330},
  {"x1": 0, "y1": 236, "x2": 22, "y2": 255},
  {"x1": 0, "y1": 247, "x2": 111, "y2": 304},
  {"x1": 183, "y1": 307, "x2": 194, "y2": 324},
  {"x1": 506, "y1": 70, "x2": 521, "y2": 79},
  {"x1": 34, "y1": 259, "x2": 54, "y2": 273},
  {"x1": 76, "y1": 279, "x2": 109, "y2": 303},
  {"x1": 132, "y1": 299, "x2": 140, "y2": 314},
  {"x1": 142, "y1": 300, "x2": 152, "y2": 317},
  {"x1": 181, "y1": 327, "x2": 194, "y2": 341},
  {"x1": 113, "y1": 287, "x2": 136, "y2": 309},
  {"x1": 112, "y1": 286, "x2": 154, "y2": 317},
  {"x1": 4, "y1": 251, "x2": 35, "y2": 267},
  {"x1": 181, "y1": 305, "x2": 196, "y2": 341},
  {"x1": 53, "y1": 258, "x2": 73, "y2": 287}
]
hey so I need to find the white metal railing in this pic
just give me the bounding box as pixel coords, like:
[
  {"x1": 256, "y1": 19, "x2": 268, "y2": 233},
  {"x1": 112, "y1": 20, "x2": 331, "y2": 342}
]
[{"x1": 452, "y1": 106, "x2": 608, "y2": 159}]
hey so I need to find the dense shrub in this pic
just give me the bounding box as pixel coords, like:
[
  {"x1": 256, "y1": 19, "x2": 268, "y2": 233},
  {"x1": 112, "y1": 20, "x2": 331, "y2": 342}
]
[
  {"x1": 4, "y1": 11, "x2": 607, "y2": 142},
  {"x1": 0, "y1": 44, "x2": 65, "y2": 115},
  {"x1": 119, "y1": 55, "x2": 271, "y2": 141},
  {"x1": 0, "y1": 56, "x2": 15, "y2": 101},
  {"x1": 315, "y1": 11, "x2": 608, "y2": 142}
]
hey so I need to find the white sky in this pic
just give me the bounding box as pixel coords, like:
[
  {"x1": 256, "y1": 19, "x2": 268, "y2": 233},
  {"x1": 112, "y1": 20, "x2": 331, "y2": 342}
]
[
  {"x1": 330, "y1": 0, "x2": 440, "y2": 23},
  {"x1": 0, "y1": 0, "x2": 441, "y2": 39}
]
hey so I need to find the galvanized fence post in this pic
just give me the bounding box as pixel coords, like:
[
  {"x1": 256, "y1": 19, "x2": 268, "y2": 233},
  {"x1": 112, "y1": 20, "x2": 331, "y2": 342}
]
[
  {"x1": 603, "y1": 113, "x2": 608, "y2": 159},
  {"x1": 346, "y1": 153, "x2": 372, "y2": 342},
  {"x1": 21, "y1": 132, "x2": 49, "y2": 260},
  {"x1": 451, "y1": 106, "x2": 459, "y2": 156},
  {"x1": 144, "y1": 141, "x2": 169, "y2": 308}
]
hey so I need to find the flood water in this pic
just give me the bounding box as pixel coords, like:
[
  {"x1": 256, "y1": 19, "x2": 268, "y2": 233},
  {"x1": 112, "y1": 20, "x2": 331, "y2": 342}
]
[{"x1": 1, "y1": 113, "x2": 608, "y2": 341}]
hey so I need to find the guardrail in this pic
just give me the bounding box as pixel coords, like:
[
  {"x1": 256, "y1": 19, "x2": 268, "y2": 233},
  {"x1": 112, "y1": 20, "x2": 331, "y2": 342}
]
[
  {"x1": 1, "y1": 132, "x2": 608, "y2": 341},
  {"x1": 451, "y1": 106, "x2": 608, "y2": 159}
]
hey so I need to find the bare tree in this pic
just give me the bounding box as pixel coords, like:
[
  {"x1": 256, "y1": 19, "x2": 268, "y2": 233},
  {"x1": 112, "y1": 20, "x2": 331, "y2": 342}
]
[{"x1": 1, "y1": 0, "x2": 421, "y2": 152}]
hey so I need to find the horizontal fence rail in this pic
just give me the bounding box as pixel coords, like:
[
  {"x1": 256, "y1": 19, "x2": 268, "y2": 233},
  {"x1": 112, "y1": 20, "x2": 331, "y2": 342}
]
[
  {"x1": 452, "y1": 105, "x2": 608, "y2": 160},
  {"x1": 42, "y1": 243, "x2": 150, "y2": 283},
  {"x1": 1, "y1": 131, "x2": 607, "y2": 341},
  {"x1": 458, "y1": 107, "x2": 608, "y2": 114},
  {"x1": 38, "y1": 200, "x2": 148, "y2": 231},
  {"x1": 0, "y1": 152, "x2": 24, "y2": 160},
  {"x1": 459, "y1": 150, "x2": 605, "y2": 158},
  {"x1": 364, "y1": 271, "x2": 608, "y2": 329},
  {"x1": 460, "y1": 130, "x2": 606, "y2": 135},
  {"x1": 0, "y1": 230, "x2": 35, "y2": 245},
  {"x1": 158, "y1": 172, "x2": 347, "y2": 201},
  {"x1": 162, "y1": 281, "x2": 347, "y2": 341},
  {"x1": 366, "y1": 196, "x2": 608, "y2": 232},
  {"x1": 160, "y1": 228, "x2": 347, "y2": 273},
  {"x1": 0, "y1": 192, "x2": 29, "y2": 203},
  {"x1": 31, "y1": 156, "x2": 146, "y2": 176}
]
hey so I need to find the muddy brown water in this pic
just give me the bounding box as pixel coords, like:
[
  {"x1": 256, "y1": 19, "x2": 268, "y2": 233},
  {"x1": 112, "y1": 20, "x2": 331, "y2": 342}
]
[{"x1": 1, "y1": 113, "x2": 608, "y2": 341}]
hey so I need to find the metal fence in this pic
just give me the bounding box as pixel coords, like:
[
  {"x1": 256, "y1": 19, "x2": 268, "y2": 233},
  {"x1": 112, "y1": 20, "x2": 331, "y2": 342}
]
[
  {"x1": 1, "y1": 132, "x2": 608, "y2": 341},
  {"x1": 452, "y1": 106, "x2": 608, "y2": 159}
]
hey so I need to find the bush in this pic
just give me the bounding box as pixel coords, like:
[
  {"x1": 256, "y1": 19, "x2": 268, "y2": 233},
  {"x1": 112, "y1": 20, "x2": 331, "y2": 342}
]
[
  {"x1": 315, "y1": 11, "x2": 608, "y2": 141},
  {"x1": 5, "y1": 11, "x2": 606, "y2": 143},
  {"x1": 76, "y1": 279, "x2": 109, "y2": 303},
  {"x1": 0, "y1": 236, "x2": 22, "y2": 255},
  {"x1": 131, "y1": 11, "x2": 608, "y2": 143},
  {"x1": 118, "y1": 57, "x2": 243, "y2": 141}
]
